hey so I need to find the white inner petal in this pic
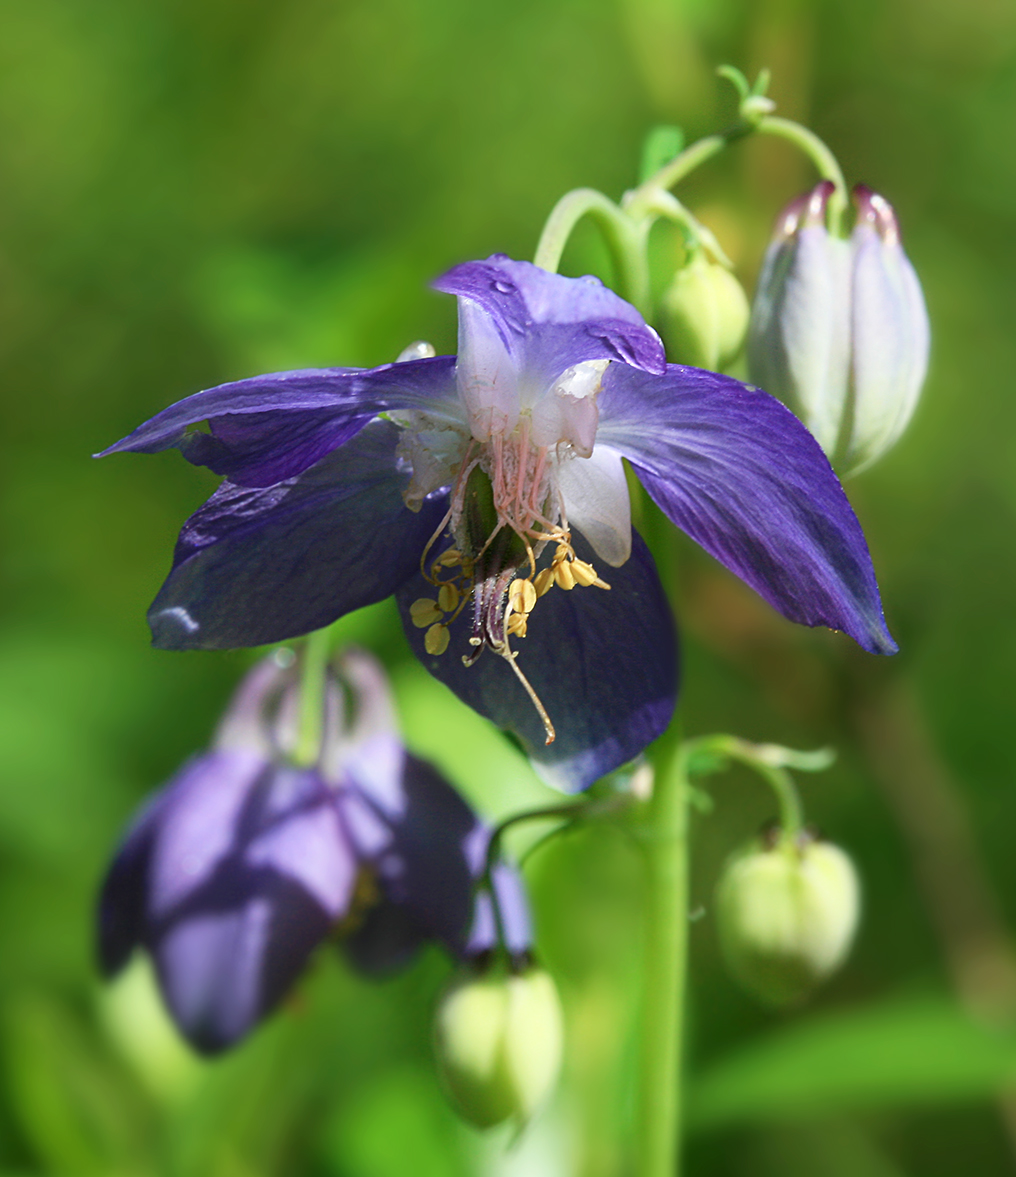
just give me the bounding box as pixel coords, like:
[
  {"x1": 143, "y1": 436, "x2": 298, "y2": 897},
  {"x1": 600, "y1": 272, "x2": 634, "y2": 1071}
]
[
  {"x1": 456, "y1": 297, "x2": 519, "y2": 440},
  {"x1": 555, "y1": 443, "x2": 632, "y2": 567},
  {"x1": 530, "y1": 359, "x2": 610, "y2": 455}
]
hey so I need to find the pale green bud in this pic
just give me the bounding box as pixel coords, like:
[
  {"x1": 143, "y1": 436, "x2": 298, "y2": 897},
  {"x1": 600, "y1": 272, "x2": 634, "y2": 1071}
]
[
  {"x1": 657, "y1": 252, "x2": 750, "y2": 370},
  {"x1": 716, "y1": 833, "x2": 860, "y2": 1007},
  {"x1": 433, "y1": 966, "x2": 563, "y2": 1129}
]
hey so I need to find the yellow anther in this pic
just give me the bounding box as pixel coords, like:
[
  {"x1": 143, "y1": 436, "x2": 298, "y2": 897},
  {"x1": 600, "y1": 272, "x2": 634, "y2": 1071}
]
[
  {"x1": 554, "y1": 542, "x2": 572, "y2": 563},
  {"x1": 508, "y1": 577, "x2": 537, "y2": 615},
  {"x1": 425, "y1": 623, "x2": 451, "y2": 655},
  {"x1": 533, "y1": 567, "x2": 555, "y2": 597},
  {"x1": 554, "y1": 560, "x2": 576, "y2": 590},
  {"x1": 570, "y1": 559, "x2": 600, "y2": 587},
  {"x1": 438, "y1": 583, "x2": 460, "y2": 612},
  {"x1": 507, "y1": 612, "x2": 528, "y2": 638},
  {"x1": 435, "y1": 549, "x2": 464, "y2": 567},
  {"x1": 410, "y1": 598, "x2": 444, "y2": 628}
]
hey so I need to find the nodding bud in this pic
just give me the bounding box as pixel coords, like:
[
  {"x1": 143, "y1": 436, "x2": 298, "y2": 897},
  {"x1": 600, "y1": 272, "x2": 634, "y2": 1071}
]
[
  {"x1": 748, "y1": 182, "x2": 929, "y2": 476},
  {"x1": 433, "y1": 965, "x2": 563, "y2": 1129},
  {"x1": 658, "y1": 251, "x2": 750, "y2": 371},
  {"x1": 716, "y1": 831, "x2": 860, "y2": 1008}
]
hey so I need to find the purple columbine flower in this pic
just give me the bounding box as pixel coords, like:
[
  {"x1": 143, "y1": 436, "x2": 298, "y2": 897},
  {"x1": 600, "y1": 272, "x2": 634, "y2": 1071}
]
[
  {"x1": 97, "y1": 650, "x2": 531, "y2": 1054},
  {"x1": 100, "y1": 255, "x2": 895, "y2": 791}
]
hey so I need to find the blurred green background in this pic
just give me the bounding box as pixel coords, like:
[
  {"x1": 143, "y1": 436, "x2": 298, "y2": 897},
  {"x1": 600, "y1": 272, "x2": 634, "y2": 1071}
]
[{"x1": 2, "y1": 0, "x2": 1016, "y2": 1173}]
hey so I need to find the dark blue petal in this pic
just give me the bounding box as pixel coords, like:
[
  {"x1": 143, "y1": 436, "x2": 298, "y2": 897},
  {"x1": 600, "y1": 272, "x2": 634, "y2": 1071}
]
[
  {"x1": 147, "y1": 421, "x2": 449, "y2": 650},
  {"x1": 341, "y1": 902, "x2": 428, "y2": 977},
  {"x1": 397, "y1": 530, "x2": 678, "y2": 792},
  {"x1": 97, "y1": 783, "x2": 176, "y2": 976},
  {"x1": 434, "y1": 255, "x2": 666, "y2": 386},
  {"x1": 342, "y1": 755, "x2": 485, "y2": 958},
  {"x1": 596, "y1": 364, "x2": 897, "y2": 655},
  {"x1": 98, "y1": 356, "x2": 458, "y2": 487}
]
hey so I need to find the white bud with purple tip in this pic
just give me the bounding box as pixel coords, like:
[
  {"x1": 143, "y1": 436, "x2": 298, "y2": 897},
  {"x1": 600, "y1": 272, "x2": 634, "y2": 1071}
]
[
  {"x1": 748, "y1": 182, "x2": 929, "y2": 476},
  {"x1": 847, "y1": 185, "x2": 930, "y2": 474}
]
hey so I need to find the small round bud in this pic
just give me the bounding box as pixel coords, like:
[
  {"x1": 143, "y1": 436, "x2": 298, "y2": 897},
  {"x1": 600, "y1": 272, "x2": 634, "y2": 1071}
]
[
  {"x1": 716, "y1": 833, "x2": 860, "y2": 1007},
  {"x1": 658, "y1": 252, "x2": 750, "y2": 371},
  {"x1": 433, "y1": 966, "x2": 563, "y2": 1129}
]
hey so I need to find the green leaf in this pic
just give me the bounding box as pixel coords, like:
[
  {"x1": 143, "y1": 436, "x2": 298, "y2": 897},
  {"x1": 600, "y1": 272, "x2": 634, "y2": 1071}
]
[
  {"x1": 638, "y1": 125, "x2": 684, "y2": 184},
  {"x1": 688, "y1": 994, "x2": 1016, "y2": 1132}
]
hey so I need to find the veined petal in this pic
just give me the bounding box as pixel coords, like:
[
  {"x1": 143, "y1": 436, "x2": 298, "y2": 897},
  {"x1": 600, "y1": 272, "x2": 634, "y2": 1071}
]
[
  {"x1": 435, "y1": 256, "x2": 665, "y2": 424},
  {"x1": 456, "y1": 297, "x2": 521, "y2": 440},
  {"x1": 147, "y1": 421, "x2": 448, "y2": 650},
  {"x1": 597, "y1": 364, "x2": 896, "y2": 655},
  {"x1": 98, "y1": 357, "x2": 459, "y2": 487},
  {"x1": 846, "y1": 220, "x2": 930, "y2": 474},
  {"x1": 748, "y1": 188, "x2": 852, "y2": 455},
  {"x1": 396, "y1": 530, "x2": 678, "y2": 792},
  {"x1": 555, "y1": 443, "x2": 632, "y2": 568}
]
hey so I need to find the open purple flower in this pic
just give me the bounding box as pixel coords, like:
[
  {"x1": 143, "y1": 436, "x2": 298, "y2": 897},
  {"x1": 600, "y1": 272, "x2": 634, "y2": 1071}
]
[
  {"x1": 101, "y1": 255, "x2": 895, "y2": 791},
  {"x1": 98, "y1": 650, "x2": 530, "y2": 1054}
]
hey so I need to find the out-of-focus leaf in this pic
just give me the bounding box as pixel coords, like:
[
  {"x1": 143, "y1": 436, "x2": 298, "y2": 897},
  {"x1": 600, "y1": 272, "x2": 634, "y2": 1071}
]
[
  {"x1": 1, "y1": 993, "x2": 156, "y2": 1176},
  {"x1": 321, "y1": 1065, "x2": 466, "y2": 1177},
  {"x1": 688, "y1": 995, "x2": 1016, "y2": 1132}
]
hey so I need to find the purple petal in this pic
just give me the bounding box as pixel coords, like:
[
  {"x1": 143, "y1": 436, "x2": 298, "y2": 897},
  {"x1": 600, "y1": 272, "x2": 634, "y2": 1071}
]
[
  {"x1": 97, "y1": 357, "x2": 458, "y2": 487},
  {"x1": 435, "y1": 255, "x2": 666, "y2": 390},
  {"x1": 467, "y1": 862, "x2": 533, "y2": 959},
  {"x1": 147, "y1": 763, "x2": 356, "y2": 1052},
  {"x1": 596, "y1": 365, "x2": 897, "y2": 655},
  {"x1": 147, "y1": 421, "x2": 449, "y2": 650},
  {"x1": 397, "y1": 529, "x2": 678, "y2": 792}
]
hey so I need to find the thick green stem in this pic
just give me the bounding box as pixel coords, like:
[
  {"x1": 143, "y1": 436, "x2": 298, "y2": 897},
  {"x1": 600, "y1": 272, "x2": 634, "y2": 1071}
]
[
  {"x1": 292, "y1": 627, "x2": 331, "y2": 767},
  {"x1": 625, "y1": 131, "x2": 734, "y2": 220},
  {"x1": 533, "y1": 188, "x2": 651, "y2": 316},
  {"x1": 755, "y1": 115, "x2": 849, "y2": 234},
  {"x1": 636, "y1": 724, "x2": 689, "y2": 1177}
]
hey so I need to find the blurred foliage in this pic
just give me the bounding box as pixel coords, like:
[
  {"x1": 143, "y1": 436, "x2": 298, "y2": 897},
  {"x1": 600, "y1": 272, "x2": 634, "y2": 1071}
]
[{"x1": 1, "y1": 0, "x2": 1015, "y2": 1173}]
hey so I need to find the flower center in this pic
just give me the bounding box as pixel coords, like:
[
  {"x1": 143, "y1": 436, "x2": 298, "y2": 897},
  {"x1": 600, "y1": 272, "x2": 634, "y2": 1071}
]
[{"x1": 408, "y1": 420, "x2": 610, "y2": 745}]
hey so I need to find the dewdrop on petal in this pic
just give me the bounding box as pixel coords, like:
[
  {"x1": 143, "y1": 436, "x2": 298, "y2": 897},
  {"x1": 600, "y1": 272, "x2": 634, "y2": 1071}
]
[
  {"x1": 658, "y1": 251, "x2": 750, "y2": 371},
  {"x1": 434, "y1": 966, "x2": 564, "y2": 1129},
  {"x1": 716, "y1": 831, "x2": 860, "y2": 1007}
]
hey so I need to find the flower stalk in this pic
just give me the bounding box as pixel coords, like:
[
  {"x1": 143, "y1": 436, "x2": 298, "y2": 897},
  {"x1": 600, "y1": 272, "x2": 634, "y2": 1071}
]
[
  {"x1": 293, "y1": 626, "x2": 333, "y2": 767},
  {"x1": 636, "y1": 722, "x2": 690, "y2": 1177}
]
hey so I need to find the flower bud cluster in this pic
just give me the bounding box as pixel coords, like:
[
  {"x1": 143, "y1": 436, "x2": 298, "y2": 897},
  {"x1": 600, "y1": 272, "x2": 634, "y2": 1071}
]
[{"x1": 748, "y1": 182, "x2": 929, "y2": 475}]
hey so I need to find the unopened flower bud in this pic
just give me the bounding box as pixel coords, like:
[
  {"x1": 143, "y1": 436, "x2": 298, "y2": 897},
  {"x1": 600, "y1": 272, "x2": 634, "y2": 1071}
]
[
  {"x1": 716, "y1": 832, "x2": 860, "y2": 1007},
  {"x1": 748, "y1": 181, "x2": 928, "y2": 476},
  {"x1": 658, "y1": 251, "x2": 750, "y2": 371},
  {"x1": 433, "y1": 966, "x2": 563, "y2": 1129}
]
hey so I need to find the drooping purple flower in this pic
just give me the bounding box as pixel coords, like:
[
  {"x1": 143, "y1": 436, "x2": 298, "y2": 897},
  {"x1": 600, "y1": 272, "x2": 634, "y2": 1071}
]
[
  {"x1": 100, "y1": 255, "x2": 895, "y2": 791},
  {"x1": 748, "y1": 182, "x2": 929, "y2": 475},
  {"x1": 97, "y1": 650, "x2": 530, "y2": 1054}
]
